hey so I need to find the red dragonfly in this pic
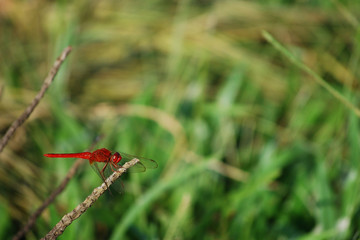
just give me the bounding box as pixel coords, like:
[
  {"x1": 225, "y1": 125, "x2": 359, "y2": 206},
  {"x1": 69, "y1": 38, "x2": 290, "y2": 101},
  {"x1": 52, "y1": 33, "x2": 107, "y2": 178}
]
[{"x1": 44, "y1": 148, "x2": 158, "y2": 191}]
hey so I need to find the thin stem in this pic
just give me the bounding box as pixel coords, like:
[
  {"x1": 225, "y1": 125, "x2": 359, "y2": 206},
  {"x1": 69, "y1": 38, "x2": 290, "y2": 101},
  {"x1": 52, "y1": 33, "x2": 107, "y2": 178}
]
[
  {"x1": 0, "y1": 84, "x2": 4, "y2": 100},
  {"x1": 0, "y1": 46, "x2": 72, "y2": 153},
  {"x1": 262, "y1": 31, "x2": 360, "y2": 117},
  {"x1": 12, "y1": 159, "x2": 84, "y2": 240}
]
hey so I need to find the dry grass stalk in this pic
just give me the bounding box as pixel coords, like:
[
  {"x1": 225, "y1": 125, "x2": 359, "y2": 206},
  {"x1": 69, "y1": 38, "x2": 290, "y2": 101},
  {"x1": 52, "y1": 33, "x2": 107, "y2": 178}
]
[{"x1": 0, "y1": 46, "x2": 72, "y2": 153}]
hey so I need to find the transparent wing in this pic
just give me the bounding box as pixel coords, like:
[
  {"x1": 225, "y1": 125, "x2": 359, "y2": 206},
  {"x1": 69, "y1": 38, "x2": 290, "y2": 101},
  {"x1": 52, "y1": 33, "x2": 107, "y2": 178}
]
[
  {"x1": 89, "y1": 151, "x2": 157, "y2": 193},
  {"x1": 90, "y1": 162, "x2": 123, "y2": 193},
  {"x1": 119, "y1": 152, "x2": 158, "y2": 170}
]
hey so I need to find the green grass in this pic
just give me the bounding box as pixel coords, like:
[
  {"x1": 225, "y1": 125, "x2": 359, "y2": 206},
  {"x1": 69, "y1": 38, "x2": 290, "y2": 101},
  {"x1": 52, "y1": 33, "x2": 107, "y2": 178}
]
[{"x1": 1, "y1": 0, "x2": 360, "y2": 239}]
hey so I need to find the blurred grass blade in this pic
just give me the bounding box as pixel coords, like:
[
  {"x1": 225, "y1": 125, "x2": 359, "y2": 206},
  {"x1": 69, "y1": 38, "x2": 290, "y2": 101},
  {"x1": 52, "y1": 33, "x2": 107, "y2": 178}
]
[
  {"x1": 0, "y1": 202, "x2": 9, "y2": 240},
  {"x1": 262, "y1": 31, "x2": 360, "y2": 117},
  {"x1": 110, "y1": 159, "x2": 212, "y2": 240}
]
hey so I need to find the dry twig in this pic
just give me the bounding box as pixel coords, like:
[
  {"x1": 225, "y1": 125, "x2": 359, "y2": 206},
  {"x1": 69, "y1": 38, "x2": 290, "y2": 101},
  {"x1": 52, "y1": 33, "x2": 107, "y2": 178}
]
[
  {"x1": 12, "y1": 158, "x2": 84, "y2": 240},
  {"x1": 0, "y1": 46, "x2": 72, "y2": 153},
  {"x1": 0, "y1": 84, "x2": 4, "y2": 100},
  {"x1": 41, "y1": 158, "x2": 140, "y2": 240}
]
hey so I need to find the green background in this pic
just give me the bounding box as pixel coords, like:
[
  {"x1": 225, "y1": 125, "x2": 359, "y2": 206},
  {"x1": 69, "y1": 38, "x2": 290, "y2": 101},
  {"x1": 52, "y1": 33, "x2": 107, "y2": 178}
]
[{"x1": 1, "y1": 0, "x2": 360, "y2": 239}]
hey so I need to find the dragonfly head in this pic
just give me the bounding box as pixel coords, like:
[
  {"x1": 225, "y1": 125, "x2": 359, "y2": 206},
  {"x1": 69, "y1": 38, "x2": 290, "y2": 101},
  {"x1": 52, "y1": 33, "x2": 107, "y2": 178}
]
[{"x1": 112, "y1": 152, "x2": 122, "y2": 164}]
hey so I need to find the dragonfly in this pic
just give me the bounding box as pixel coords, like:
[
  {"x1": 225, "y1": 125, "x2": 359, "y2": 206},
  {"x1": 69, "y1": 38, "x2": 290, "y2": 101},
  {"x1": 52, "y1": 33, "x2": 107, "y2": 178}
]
[{"x1": 44, "y1": 148, "x2": 158, "y2": 191}]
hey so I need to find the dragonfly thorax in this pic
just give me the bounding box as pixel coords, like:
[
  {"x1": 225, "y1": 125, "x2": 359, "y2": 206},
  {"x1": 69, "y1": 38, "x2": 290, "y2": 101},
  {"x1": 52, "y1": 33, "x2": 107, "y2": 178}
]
[{"x1": 111, "y1": 152, "x2": 122, "y2": 164}]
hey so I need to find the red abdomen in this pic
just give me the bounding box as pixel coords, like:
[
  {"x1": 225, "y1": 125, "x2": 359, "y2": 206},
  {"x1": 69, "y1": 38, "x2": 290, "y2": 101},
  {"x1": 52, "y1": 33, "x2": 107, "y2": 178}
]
[{"x1": 44, "y1": 152, "x2": 91, "y2": 159}]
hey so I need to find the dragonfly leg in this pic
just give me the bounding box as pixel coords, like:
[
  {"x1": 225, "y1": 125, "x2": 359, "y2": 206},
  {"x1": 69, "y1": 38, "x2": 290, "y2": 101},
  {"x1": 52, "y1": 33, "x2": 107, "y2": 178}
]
[
  {"x1": 112, "y1": 162, "x2": 124, "y2": 172},
  {"x1": 106, "y1": 162, "x2": 116, "y2": 172},
  {"x1": 101, "y1": 161, "x2": 109, "y2": 174},
  {"x1": 112, "y1": 162, "x2": 119, "y2": 171},
  {"x1": 97, "y1": 162, "x2": 111, "y2": 192}
]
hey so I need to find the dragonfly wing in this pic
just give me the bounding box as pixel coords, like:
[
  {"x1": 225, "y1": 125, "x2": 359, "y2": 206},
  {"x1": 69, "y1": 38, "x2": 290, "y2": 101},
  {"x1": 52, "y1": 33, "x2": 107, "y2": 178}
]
[
  {"x1": 119, "y1": 152, "x2": 158, "y2": 169},
  {"x1": 90, "y1": 162, "x2": 106, "y2": 181},
  {"x1": 90, "y1": 162, "x2": 124, "y2": 193},
  {"x1": 102, "y1": 163, "x2": 124, "y2": 193}
]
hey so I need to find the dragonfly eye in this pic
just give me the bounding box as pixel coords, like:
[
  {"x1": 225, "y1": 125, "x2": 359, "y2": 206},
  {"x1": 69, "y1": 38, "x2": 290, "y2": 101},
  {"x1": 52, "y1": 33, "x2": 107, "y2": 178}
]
[{"x1": 112, "y1": 152, "x2": 121, "y2": 164}]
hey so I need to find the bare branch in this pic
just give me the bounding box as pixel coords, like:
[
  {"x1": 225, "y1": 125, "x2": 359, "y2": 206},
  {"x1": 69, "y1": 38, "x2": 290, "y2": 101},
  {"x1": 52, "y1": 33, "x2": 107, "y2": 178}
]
[
  {"x1": 0, "y1": 46, "x2": 72, "y2": 153},
  {"x1": 41, "y1": 158, "x2": 140, "y2": 240},
  {"x1": 12, "y1": 158, "x2": 84, "y2": 240},
  {"x1": 0, "y1": 84, "x2": 4, "y2": 100}
]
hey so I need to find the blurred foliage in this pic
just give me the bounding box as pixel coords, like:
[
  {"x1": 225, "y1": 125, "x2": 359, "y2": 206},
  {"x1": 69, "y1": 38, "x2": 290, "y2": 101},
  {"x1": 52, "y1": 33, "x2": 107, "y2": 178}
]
[{"x1": 1, "y1": 0, "x2": 360, "y2": 239}]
